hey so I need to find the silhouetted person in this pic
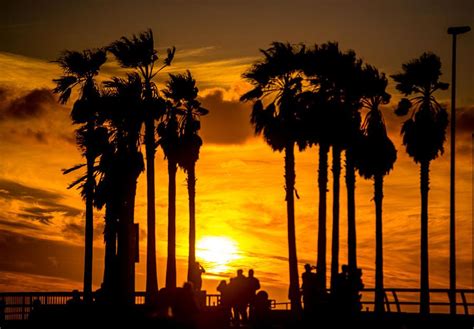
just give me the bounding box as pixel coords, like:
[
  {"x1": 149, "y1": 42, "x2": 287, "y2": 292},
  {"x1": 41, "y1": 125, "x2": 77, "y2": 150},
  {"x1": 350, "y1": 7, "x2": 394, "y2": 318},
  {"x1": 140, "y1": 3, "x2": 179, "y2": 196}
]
[
  {"x1": 190, "y1": 262, "x2": 205, "y2": 291},
  {"x1": 333, "y1": 265, "x2": 351, "y2": 315},
  {"x1": 253, "y1": 290, "x2": 271, "y2": 329},
  {"x1": 174, "y1": 282, "x2": 199, "y2": 329},
  {"x1": 247, "y1": 269, "x2": 260, "y2": 321},
  {"x1": 217, "y1": 280, "x2": 231, "y2": 322},
  {"x1": 348, "y1": 268, "x2": 364, "y2": 316},
  {"x1": 94, "y1": 285, "x2": 106, "y2": 304},
  {"x1": 301, "y1": 263, "x2": 317, "y2": 314},
  {"x1": 230, "y1": 269, "x2": 247, "y2": 324},
  {"x1": 66, "y1": 289, "x2": 83, "y2": 306},
  {"x1": 29, "y1": 299, "x2": 42, "y2": 321}
]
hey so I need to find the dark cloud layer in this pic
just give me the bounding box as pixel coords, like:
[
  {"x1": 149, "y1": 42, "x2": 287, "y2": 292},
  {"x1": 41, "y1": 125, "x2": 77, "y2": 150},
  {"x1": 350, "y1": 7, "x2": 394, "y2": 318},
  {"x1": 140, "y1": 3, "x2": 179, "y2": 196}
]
[
  {"x1": 457, "y1": 106, "x2": 474, "y2": 135},
  {"x1": 0, "y1": 229, "x2": 104, "y2": 286},
  {"x1": 0, "y1": 178, "x2": 82, "y2": 225},
  {"x1": 62, "y1": 220, "x2": 105, "y2": 242},
  {"x1": 0, "y1": 87, "x2": 56, "y2": 121},
  {"x1": 199, "y1": 90, "x2": 253, "y2": 144}
]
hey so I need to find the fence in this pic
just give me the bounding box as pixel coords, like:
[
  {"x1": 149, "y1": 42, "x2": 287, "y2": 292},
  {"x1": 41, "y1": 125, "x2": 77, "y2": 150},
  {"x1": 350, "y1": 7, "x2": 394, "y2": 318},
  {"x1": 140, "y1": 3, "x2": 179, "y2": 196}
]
[
  {"x1": 0, "y1": 288, "x2": 472, "y2": 320},
  {"x1": 270, "y1": 288, "x2": 474, "y2": 314}
]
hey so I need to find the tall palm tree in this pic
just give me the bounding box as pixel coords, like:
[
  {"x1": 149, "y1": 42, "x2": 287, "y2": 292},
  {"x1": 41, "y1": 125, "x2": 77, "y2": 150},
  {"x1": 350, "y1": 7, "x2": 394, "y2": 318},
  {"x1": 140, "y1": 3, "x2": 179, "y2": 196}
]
[
  {"x1": 158, "y1": 80, "x2": 183, "y2": 289},
  {"x1": 391, "y1": 53, "x2": 449, "y2": 315},
  {"x1": 303, "y1": 43, "x2": 363, "y2": 289},
  {"x1": 53, "y1": 48, "x2": 107, "y2": 302},
  {"x1": 98, "y1": 73, "x2": 146, "y2": 303},
  {"x1": 357, "y1": 65, "x2": 397, "y2": 314},
  {"x1": 165, "y1": 71, "x2": 209, "y2": 286},
  {"x1": 241, "y1": 42, "x2": 306, "y2": 314},
  {"x1": 340, "y1": 58, "x2": 364, "y2": 277},
  {"x1": 108, "y1": 29, "x2": 175, "y2": 303}
]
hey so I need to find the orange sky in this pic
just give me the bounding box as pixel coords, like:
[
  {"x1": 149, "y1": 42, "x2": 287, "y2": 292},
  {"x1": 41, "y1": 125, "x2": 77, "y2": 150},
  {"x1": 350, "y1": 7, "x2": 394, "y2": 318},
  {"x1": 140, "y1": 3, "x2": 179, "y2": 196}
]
[{"x1": 0, "y1": 1, "x2": 473, "y2": 307}]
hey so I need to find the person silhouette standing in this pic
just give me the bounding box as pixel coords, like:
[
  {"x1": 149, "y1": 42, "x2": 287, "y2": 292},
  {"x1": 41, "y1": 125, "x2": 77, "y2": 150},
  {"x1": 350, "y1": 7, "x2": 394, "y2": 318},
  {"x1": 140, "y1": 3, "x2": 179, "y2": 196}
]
[
  {"x1": 217, "y1": 280, "x2": 231, "y2": 323},
  {"x1": 334, "y1": 265, "x2": 350, "y2": 315},
  {"x1": 247, "y1": 269, "x2": 261, "y2": 321},
  {"x1": 190, "y1": 262, "x2": 206, "y2": 291},
  {"x1": 301, "y1": 264, "x2": 317, "y2": 315},
  {"x1": 230, "y1": 269, "x2": 247, "y2": 324}
]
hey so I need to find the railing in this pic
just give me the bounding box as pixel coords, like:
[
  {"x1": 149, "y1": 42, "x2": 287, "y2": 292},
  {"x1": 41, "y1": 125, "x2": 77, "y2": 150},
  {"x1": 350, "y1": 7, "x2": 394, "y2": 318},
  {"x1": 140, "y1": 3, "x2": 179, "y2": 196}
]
[
  {"x1": 360, "y1": 288, "x2": 474, "y2": 315},
  {"x1": 270, "y1": 288, "x2": 474, "y2": 314},
  {"x1": 0, "y1": 288, "x2": 472, "y2": 321}
]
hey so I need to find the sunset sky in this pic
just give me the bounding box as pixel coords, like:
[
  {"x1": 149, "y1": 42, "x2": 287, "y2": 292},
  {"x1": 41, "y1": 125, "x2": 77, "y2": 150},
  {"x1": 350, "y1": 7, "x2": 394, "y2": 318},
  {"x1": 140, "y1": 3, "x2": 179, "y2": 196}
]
[{"x1": 0, "y1": 0, "x2": 473, "y2": 305}]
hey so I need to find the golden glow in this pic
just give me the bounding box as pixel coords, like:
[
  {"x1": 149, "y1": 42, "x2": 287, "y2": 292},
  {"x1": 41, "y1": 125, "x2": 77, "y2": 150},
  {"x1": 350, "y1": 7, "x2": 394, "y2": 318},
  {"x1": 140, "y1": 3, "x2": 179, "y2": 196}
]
[{"x1": 196, "y1": 236, "x2": 240, "y2": 274}]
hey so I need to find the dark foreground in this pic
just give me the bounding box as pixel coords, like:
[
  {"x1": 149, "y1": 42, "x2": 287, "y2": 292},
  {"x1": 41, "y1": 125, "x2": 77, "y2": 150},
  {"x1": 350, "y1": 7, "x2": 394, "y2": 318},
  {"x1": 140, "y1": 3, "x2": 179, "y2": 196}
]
[{"x1": 2, "y1": 305, "x2": 474, "y2": 329}]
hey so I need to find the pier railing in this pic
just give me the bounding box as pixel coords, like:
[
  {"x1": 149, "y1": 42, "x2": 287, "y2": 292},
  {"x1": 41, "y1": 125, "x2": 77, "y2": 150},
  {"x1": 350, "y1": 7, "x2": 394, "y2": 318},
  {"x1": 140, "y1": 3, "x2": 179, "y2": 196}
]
[
  {"x1": 0, "y1": 288, "x2": 472, "y2": 320},
  {"x1": 270, "y1": 288, "x2": 474, "y2": 314}
]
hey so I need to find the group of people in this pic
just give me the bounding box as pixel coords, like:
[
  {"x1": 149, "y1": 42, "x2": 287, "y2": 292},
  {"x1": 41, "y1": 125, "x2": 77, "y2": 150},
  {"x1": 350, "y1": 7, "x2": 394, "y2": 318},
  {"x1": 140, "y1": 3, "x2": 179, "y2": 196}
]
[
  {"x1": 302, "y1": 263, "x2": 364, "y2": 317},
  {"x1": 217, "y1": 269, "x2": 269, "y2": 325}
]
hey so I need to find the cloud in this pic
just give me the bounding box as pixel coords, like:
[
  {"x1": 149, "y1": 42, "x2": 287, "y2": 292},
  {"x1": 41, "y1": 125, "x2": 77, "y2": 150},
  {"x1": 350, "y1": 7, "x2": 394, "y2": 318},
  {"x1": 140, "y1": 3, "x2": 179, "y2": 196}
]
[
  {"x1": 0, "y1": 87, "x2": 56, "y2": 121},
  {"x1": 0, "y1": 178, "x2": 82, "y2": 225},
  {"x1": 199, "y1": 89, "x2": 253, "y2": 144},
  {"x1": 0, "y1": 229, "x2": 104, "y2": 286},
  {"x1": 62, "y1": 219, "x2": 105, "y2": 242},
  {"x1": 457, "y1": 106, "x2": 474, "y2": 135},
  {"x1": 18, "y1": 213, "x2": 53, "y2": 225},
  {"x1": 0, "y1": 85, "x2": 67, "y2": 145},
  {"x1": 0, "y1": 217, "x2": 40, "y2": 231}
]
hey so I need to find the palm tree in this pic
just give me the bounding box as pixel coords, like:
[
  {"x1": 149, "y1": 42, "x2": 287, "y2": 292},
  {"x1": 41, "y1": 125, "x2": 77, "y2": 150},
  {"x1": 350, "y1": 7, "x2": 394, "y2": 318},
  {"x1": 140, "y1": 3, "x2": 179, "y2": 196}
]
[
  {"x1": 53, "y1": 48, "x2": 107, "y2": 302},
  {"x1": 108, "y1": 29, "x2": 175, "y2": 303},
  {"x1": 303, "y1": 43, "x2": 363, "y2": 289},
  {"x1": 241, "y1": 42, "x2": 306, "y2": 314},
  {"x1": 340, "y1": 58, "x2": 364, "y2": 277},
  {"x1": 158, "y1": 80, "x2": 183, "y2": 289},
  {"x1": 98, "y1": 73, "x2": 146, "y2": 303},
  {"x1": 165, "y1": 71, "x2": 209, "y2": 286},
  {"x1": 357, "y1": 65, "x2": 397, "y2": 314},
  {"x1": 391, "y1": 53, "x2": 449, "y2": 315}
]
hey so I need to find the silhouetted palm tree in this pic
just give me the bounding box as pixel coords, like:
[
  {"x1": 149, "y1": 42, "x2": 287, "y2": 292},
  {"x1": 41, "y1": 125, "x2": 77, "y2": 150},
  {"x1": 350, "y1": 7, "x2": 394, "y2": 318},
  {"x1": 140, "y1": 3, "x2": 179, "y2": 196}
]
[
  {"x1": 303, "y1": 43, "x2": 363, "y2": 289},
  {"x1": 340, "y1": 58, "x2": 364, "y2": 277},
  {"x1": 159, "y1": 76, "x2": 185, "y2": 289},
  {"x1": 108, "y1": 29, "x2": 175, "y2": 303},
  {"x1": 53, "y1": 48, "x2": 107, "y2": 302},
  {"x1": 357, "y1": 65, "x2": 397, "y2": 314},
  {"x1": 392, "y1": 53, "x2": 449, "y2": 315},
  {"x1": 98, "y1": 73, "x2": 146, "y2": 303},
  {"x1": 241, "y1": 42, "x2": 306, "y2": 313},
  {"x1": 165, "y1": 71, "x2": 209, "y2": 285}
]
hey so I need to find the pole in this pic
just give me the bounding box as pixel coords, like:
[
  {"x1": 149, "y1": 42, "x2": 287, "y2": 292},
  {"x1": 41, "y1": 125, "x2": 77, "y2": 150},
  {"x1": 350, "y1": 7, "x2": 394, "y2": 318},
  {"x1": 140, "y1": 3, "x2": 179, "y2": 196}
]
[
  {"x1": 449, "y1": 33, "x2": 457, "y2": 316},
  {"x1": 447, "y1": 25, "x2": 470, "y2": 315}
]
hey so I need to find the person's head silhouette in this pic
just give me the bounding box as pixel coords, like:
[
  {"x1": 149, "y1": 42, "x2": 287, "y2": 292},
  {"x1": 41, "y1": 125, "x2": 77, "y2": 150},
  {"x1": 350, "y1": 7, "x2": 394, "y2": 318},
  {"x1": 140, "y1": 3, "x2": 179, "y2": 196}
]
[
  {"x1": 304, "y1": 264, "x2": 311, "y2": 272},
  {"x1": 341, "y1": 265, "x2": 349, "y2": 274},
  {"x1": 249, "y1": 269, "x2": 254, "y2": 278},
  {"x1": 237, "y1": 269, "x2": 243, "y2": 277}
]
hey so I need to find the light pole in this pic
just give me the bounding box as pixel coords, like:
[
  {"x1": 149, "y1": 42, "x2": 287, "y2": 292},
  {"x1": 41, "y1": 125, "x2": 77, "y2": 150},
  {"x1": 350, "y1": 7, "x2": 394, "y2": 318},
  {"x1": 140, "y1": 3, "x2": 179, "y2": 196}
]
[{"x1": 447, "y1": 25, "x2": 470, "y2": 316}]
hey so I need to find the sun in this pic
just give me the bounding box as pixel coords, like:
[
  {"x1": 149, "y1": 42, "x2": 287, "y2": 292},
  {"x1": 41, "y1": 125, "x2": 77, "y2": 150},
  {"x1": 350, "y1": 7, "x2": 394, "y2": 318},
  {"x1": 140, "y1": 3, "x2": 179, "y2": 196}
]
[{"x1": 196, "y1": 236, "x2": 240, "y2": 273}]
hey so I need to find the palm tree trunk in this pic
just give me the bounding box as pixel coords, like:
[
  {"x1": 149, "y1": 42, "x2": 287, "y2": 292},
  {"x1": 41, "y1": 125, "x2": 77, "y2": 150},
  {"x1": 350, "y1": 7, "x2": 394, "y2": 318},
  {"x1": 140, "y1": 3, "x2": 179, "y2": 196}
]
[
  {"x1": 346, "y1": 150, "x2": 357, "y2": 273},
  {"x1": 420, "y1": 160, "x2": 430, "y2": 315},
  {"x1": 103, "y1": 201, "x2": 117, "y2": 298},
  {"x1": 126, "y1": 173, "x2": 138, "y2": 304},
  {"x1": 317, "y1": 143, "x2": 329, "y2": 290},
  {"x1": 374, "y1": 174, "x2": 384, "y2": 314},
  {"x1": 187, "y1": 163, "x2": 197, "y2": 284},
  {"x1": 83, "y1": 123, "x2": 94, "y2": 303},
  {"x1": 330, "y1": 146, "x2": 341, "y2": 292},
  {"x1": 166, "y1": 160, "x2": 178, "y2": 288},
  {"x1": 145, "y1": 117, "x2": 159, "y2": 303},
  {"x1": 117, "y1": 165, "x2": 138, "y2": 305},
  {"x1": 285, "y1": 142, "x2": 302, "y2": 314}
]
